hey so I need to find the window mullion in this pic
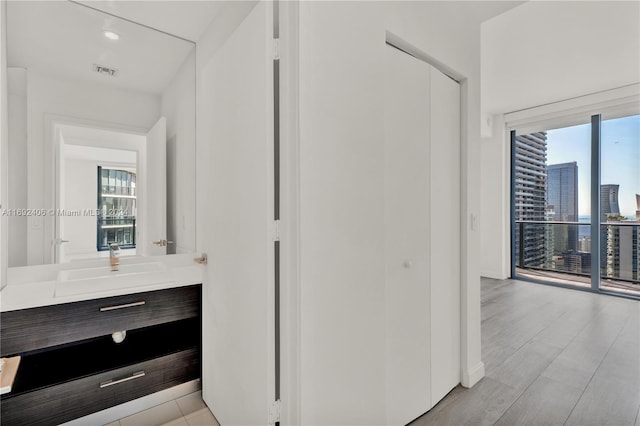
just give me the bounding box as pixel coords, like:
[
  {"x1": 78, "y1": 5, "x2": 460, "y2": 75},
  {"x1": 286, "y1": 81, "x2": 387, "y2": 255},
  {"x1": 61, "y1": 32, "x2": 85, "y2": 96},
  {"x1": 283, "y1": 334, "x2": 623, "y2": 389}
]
[{"x1": 590, "y1": 114, "x2": 601, "y2": 291}]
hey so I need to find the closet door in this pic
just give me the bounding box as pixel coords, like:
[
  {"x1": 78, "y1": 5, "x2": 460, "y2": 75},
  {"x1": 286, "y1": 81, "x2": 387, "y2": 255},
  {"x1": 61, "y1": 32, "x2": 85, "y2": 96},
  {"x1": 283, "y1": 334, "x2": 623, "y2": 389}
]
[
  {"x1": 429, "y1": 64, "x2": 461, "y2": 406},
  {"x1": 384, "y1": 44, "x2": 461, "y2": 425},
  {"x1": 384, "y1": 44, "x2": 432, "y2": 426}
]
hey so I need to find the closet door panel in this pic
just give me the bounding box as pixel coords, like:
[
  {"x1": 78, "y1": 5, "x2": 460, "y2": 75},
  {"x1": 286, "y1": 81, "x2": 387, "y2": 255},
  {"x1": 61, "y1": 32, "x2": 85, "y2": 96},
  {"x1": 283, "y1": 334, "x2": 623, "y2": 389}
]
[
  {"x1": 429, "y1": 66, "x2": 461, "y2": 406},
  {"x1": 384, "y1": 44, "x2": 431, "y2": 426}
]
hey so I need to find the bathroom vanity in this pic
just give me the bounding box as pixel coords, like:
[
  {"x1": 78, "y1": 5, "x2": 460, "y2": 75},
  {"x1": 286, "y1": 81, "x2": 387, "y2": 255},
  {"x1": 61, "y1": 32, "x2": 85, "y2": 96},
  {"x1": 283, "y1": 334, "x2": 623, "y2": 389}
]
[{"x1": 0, "y1": 255, "x2": 203, "y2": 425}]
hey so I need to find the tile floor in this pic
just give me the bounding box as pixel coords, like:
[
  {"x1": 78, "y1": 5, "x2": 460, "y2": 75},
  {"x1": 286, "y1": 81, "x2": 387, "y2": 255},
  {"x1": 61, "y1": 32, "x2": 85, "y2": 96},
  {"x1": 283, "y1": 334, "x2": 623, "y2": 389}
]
[
  {"x1": 413, "y1": 277, "x2": 640, "y2": 426},
  {"x1": 106, "y1": 391, "x2": 219, "y2": 426}
]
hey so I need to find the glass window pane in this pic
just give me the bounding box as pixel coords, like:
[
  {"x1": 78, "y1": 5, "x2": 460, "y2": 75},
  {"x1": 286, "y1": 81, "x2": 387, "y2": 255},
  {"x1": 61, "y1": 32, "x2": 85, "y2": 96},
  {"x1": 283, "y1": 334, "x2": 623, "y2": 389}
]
[
  {"x1": 514, "y1": 123, "x2": 592, "y2": 288},
  {"x1": 96, "y1": 168, "x2": 137, "y2": 250},
  {"x1": 600, "y1": 114, "x2": 640, "y2": 296},
  {"x1": 109, "y1": 170, "x2": 116, "y2": 193}
]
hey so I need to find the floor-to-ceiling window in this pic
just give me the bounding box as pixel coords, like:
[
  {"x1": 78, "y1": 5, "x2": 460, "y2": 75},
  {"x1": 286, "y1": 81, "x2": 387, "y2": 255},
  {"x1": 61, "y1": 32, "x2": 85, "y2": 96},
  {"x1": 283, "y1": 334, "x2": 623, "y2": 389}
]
[{"x1": 512, "y1": 111, "x2": 640, "y2": 298}]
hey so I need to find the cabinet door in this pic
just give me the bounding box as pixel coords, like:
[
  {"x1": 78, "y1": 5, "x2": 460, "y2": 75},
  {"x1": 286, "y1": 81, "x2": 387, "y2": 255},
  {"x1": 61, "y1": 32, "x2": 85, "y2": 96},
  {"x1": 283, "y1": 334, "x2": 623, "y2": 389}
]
[
  {"x1": 384, "y1": 44, "x2": 432, "y2": 426},
  {"x1": 1, "y1": 349, "x2": 199, "y2": 426}
]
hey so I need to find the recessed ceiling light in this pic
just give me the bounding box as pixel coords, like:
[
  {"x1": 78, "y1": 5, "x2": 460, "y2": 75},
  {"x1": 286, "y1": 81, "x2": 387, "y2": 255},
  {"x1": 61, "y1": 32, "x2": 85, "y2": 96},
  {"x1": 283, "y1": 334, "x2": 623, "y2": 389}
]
[{"x1": 103, "y1": 30, "x2": 120, "y2": 41}]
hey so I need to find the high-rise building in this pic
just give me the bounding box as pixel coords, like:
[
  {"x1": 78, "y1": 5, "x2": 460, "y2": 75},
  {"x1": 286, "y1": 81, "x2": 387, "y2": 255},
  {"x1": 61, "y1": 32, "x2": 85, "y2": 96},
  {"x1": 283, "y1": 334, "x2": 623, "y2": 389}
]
[
  {"x1": 600, "y1": 184, "x2": 622, "y2": 277},
  {"x1": 544, "y1": 206, "x2": 555, "y2": 268},
  {"x1": 514, "y1": 132, "x2": 548, "y2": 268},
  {"x1": 604, "y1": 223, "x2": 639, "y2": 282},
  {"x1": 600, "y1": 184, "x2": 621, "y2": 218},
  {"x1": 636, "y1": 194, "x2": 640, "y2": 221},
  {"x1": 599, "y1": 187, "x2": 639, "y2": 282},
  {"x1": 547, "y1": 162, "x2": 578, "y2": 253},
  {"x1": 579, "y1": 236, "x2": 591, "y2": 253}
]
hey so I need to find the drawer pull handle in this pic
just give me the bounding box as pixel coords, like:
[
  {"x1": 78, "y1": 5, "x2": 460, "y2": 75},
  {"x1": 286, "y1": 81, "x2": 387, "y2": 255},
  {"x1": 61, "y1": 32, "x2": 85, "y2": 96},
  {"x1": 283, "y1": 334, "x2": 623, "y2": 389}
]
[
  {"x1": 100, "y1": 371, "x2": 146, "y2": 388},
  {"x1": 100, "y1": 301, "x2": 146, "y2": 312}
]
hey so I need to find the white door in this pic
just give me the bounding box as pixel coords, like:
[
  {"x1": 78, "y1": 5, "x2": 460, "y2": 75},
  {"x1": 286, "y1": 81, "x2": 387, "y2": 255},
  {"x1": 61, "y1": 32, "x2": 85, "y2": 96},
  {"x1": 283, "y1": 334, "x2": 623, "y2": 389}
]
[
  {"x1": 200, "y1": 2, "x2": 273, "y2": 425},
  {"x1": 384, "y1": 45, "x2": 432, "y2": 426},
  {"x1": 144, "y1": 117, "x2": 167, "y2": 256},
  {"x1": 384, "y1": 45, "x2": 461, "y2": 425},
  {"x1": 429, "y1": 64, "x2": 461, "y2": 406}
]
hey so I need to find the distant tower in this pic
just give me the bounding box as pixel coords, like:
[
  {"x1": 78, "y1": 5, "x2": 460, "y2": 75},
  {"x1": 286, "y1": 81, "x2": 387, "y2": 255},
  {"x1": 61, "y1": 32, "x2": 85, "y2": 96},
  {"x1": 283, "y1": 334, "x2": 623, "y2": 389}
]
[
  {"x1": 514, "y1": 132, "x2": 548, "y2": 268},
  {"x1": 547, "y1": 162, "x2": 578, "y2": 252},
  {"x1": 600, "y1": 184, "x2": 620, "y2": 219},
  {"x1": 599, "y1": 187, "x2": 638, "y2": 282}
]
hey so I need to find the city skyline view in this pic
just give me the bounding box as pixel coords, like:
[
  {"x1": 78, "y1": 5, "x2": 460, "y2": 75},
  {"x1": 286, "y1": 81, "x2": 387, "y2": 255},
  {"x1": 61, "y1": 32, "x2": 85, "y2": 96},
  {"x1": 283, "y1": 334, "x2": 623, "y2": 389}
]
[
  {"x1": 514, "y1": 115, "x2": 639, "y2": 295},
  {"x1": 546, "y1": 114, "x2": 640, "y2": 218}
]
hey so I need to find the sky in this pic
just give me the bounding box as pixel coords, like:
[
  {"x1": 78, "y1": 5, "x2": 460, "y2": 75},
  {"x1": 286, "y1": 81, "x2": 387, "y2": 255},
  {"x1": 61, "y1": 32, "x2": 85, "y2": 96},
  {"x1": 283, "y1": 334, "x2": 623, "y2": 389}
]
[{"x1": 546, "y1": 114, "x2": 640, "y2": 218}]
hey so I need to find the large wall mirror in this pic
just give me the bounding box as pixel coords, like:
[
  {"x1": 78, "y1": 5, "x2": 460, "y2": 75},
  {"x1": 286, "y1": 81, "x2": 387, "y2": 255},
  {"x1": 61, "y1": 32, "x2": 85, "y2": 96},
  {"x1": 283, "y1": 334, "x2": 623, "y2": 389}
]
[{"x1": 5, "y1": 1, "x2": 196, "y2": 266}]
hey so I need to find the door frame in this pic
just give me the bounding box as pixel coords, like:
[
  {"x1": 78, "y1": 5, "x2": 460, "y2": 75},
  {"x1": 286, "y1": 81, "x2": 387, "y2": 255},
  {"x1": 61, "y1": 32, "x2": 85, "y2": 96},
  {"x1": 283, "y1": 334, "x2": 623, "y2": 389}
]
[
  {"x1": 278, "y1": 1, "x2": 302, "y2": 424},
  {"x1": 43, "y1": 114, "x2": 147, "y2": 264}
]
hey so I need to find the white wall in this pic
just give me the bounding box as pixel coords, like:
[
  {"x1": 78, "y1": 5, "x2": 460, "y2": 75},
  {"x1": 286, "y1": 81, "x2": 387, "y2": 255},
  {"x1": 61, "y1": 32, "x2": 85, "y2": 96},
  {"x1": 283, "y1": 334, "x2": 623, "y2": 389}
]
[
  {"x1": 7, "y1": 68, "x2": 27, "y2": 267},
  {"x1": 23, "y1": 69, "x2": 160, "y2": 265},
  {"x1": 298, "y1": 2, "x2": 488, "y2": 423},
  {"x1": 479, "y1": 1, "x2": 640, "y2": 280},
  {"x1": 480, "y1": 115, "x2": 510, "y2": 279},
  {"x1": 0, "y1": 0, "x2": 7, "y2": 286},
  {"x1": 162, "y1": 50, "x2": 196, "y2": 255}
]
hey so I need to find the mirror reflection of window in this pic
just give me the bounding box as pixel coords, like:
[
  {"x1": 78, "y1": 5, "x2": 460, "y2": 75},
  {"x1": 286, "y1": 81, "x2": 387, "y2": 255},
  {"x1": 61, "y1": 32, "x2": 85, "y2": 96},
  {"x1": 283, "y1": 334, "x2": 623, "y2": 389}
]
[
  {"x1": 97, "y1": 167, "x2": 137, "y2": 251},
  {"x1": 5, "y1": 0, "x2": 196, "y2": 266}
]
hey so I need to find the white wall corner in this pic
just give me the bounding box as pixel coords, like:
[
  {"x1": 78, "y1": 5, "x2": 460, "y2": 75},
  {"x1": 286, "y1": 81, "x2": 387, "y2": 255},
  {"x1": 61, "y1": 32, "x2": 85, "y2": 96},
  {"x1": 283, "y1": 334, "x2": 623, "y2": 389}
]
[{"x1": 461, "y1": 361, "x2": 485, "y2": 388}]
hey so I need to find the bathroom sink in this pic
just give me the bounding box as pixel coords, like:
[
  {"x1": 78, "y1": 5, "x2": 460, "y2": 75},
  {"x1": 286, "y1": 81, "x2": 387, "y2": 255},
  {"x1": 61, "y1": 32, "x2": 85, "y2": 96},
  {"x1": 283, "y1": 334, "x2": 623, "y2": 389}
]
[
  {"x1": 55, "y1": 262, "x2": 172, "y2": 297},
  {"x1": 58, "y1": 262, "x2": 164, "y2": 281}
]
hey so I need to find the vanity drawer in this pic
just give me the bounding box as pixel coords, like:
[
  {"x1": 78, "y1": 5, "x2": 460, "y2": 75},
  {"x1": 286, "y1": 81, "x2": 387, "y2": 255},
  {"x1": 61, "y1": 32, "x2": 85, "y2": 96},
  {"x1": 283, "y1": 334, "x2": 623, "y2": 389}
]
[
  {"x1": 1, "y1": 284, "x2": 201, "y2": 356},
  {"x1": 0, "y1": 348, "x2": 200, "y2": 426}
]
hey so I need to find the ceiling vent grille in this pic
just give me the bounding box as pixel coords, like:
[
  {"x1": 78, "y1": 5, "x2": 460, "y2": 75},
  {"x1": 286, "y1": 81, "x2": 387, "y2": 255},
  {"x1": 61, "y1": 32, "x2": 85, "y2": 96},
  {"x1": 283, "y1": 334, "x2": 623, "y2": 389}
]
[{"x1": 93, "y1": 64, "x2": 118, "y2": 77}]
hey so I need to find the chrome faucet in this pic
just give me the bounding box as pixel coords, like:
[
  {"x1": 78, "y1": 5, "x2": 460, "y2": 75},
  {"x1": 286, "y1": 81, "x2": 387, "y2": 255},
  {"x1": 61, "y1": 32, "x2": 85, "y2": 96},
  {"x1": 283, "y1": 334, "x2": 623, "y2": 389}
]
[{"x1": 109, "y1": 243, "x2": 121, "y2": 271}]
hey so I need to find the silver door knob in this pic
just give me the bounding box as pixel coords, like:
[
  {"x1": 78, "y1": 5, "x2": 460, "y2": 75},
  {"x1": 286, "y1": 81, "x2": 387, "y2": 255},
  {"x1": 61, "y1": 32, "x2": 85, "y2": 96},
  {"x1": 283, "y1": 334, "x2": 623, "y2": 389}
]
[
  {"x1": 152, "y1": 239, "x2": 173, "y2": 247},
  {"x1": 55, "y1": 238, "x2": 70, "y2": 245}
]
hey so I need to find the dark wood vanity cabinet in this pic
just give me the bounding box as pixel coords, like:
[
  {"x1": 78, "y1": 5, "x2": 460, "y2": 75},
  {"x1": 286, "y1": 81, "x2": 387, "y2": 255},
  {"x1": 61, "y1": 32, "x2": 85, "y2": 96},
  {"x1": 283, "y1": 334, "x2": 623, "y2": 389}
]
[{"x1": 0, "y1": 284, "x2": 202, "y2": 426}]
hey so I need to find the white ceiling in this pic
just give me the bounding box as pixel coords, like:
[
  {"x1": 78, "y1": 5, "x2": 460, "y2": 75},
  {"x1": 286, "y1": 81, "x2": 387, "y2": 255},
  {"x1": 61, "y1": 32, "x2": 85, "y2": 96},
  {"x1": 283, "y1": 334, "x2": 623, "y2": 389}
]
[
  {"x1": 481, "y1": 0, "x2": 640, "y2": 115},
  {"x1": 6, "y1": 0, "x2": 523, "y2": 97},
  {"x1": 75, "y1": 1, "x2": 229, "y2": 43},
  {"x1": 6, "y1": 1, "x2": 199, "y2": 95}
]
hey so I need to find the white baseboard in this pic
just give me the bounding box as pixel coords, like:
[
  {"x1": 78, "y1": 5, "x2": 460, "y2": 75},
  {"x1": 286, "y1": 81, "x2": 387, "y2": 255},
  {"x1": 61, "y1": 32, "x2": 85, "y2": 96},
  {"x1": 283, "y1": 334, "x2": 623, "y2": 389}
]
[
  {"x1": 461, "y1": 362, "x2": 485, "y2": 388},
  {"x1": 480, "y1": 269, "x2": 509, "y2": 280}
]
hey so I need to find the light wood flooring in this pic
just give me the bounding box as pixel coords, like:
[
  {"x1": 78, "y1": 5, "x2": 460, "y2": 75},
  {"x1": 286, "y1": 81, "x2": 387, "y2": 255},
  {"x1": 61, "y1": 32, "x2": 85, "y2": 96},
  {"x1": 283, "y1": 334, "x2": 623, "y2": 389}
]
[{"x1": 414, "y1": 277, "x2": 640, "y2": 426}]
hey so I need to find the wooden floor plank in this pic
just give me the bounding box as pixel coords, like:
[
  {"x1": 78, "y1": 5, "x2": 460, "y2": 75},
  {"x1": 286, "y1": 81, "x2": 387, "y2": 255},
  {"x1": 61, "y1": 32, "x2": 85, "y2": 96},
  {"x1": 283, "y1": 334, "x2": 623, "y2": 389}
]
[
  {"x1": 591, "y1": 316, "x2": 640, "y2": 389},
  {"x1": 487, "y1": 340, "x2": 561, "y2": 392},
  {"x1": 411, "y1": 378, "x2": 521, "y2": 426},
  {"x1": 565, "y1": 375, "x2": 639, "y2": 426},
  {"x1": 413, "y1": 278, "x2": 640, "y2": 426},
  {"x1": 493, "y1": 376, "x2": 582, "y2": 426}
]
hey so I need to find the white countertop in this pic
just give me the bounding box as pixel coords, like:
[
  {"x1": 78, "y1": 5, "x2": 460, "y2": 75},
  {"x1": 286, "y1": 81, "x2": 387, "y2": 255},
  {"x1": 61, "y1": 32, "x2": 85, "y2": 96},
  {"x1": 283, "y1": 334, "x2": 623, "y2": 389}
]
[{"x1": 0, "y1": 254, "x2": 204, "y2": 312}]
